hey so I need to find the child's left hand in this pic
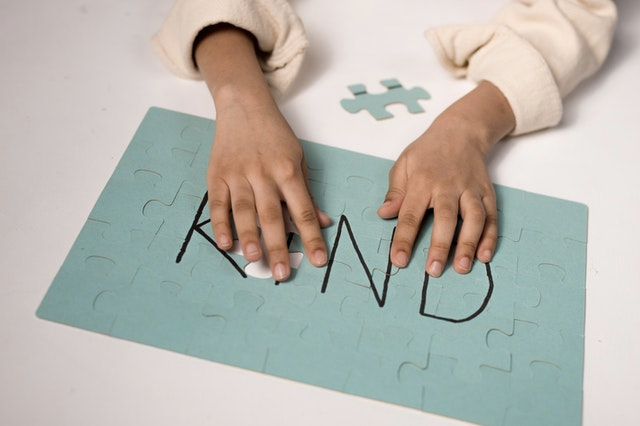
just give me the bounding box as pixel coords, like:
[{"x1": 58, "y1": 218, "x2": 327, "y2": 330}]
[{"x1": 378, "y1": 81, "x2": 515, "y2": 277}]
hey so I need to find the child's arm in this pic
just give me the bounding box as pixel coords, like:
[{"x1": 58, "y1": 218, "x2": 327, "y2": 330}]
[
  {"x1": 389, "y1": 0, "x2": 617, "y2": 276},
  {"x1": 426, "y1": 0, "x2": 617, "y2": 136},
  {"x1": 378, "y1": 81, "x2": 515, "y2": 277},
  {"x1": 194, "y1": 24, "x2": 330, "y2": 281}
]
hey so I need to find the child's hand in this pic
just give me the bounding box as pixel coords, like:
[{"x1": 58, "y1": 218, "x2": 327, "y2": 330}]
[
  {"x1": 194, "y1": 24, "x2": 329, "y2": 281},
  {"x1": 378, "y1": 118, "x2": 497, "y2": 277},
  {"x1": 207, "y1": 96, "x2": 330, "y2": 281},
  {"x1": 378, "y1": 81, "x2": 515, "y2": 277}
]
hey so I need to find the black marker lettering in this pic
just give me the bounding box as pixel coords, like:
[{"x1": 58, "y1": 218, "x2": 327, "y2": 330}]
[{"x1": 178, "y1": 193, "x2": 493, "y2": 322}]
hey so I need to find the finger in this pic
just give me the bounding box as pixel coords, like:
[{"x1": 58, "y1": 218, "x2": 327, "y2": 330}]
[
  {"x1": 300, "y1": 154, "x2": 331, "y2": 228},
  {"x1": 228, "y1": 180, "x2": 262, "y2": 262},
  {"x1": 281, "y1": 179, "x2": 328, "y2": 268},
  {"x1": 208, "y1": 178, "x2": 233, "y2": 250},
  {"x1": 426, "y1": 195, "x2": 459, "y2": 277},
  {"x1": 389, "y1": 187, "x2": 429, "y2": 268},
  {"x1": 253, "y1": 187, "x2": 291, "y2": 281},
  {"x1": 378, "y1": 163, "x2": 407, "y2": 219},
  {"x1": 477, "y1": 192, "x2": 498, "y2": 263},
  {"x1": 453, "y1": 192, "x2": 486, "y2": 273}
]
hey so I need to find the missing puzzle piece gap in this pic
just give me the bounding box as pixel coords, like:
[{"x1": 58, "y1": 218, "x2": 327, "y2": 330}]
[
  {"x1": 242, "y1": 252, "x2": 304, "y2": 280},
  {"x1": 227, "y1": 233, "x2": 304, "y2": 280}
]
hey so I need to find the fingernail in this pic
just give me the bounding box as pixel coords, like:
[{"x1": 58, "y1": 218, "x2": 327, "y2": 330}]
[
  {"x1": 428, "y1": 261, "x2": 443, "y2": 277},
  {"x1": 313, "y1": 249, "x2": 327, "y2": 266},
  {"x1": 217, "y1": 234, "x2": 231, "y2": 249},
  {"x1": 274, "y1": 263, "x2": 289, "y2": 281},
  {"x1": 459, "y1": 256, "x2": 471, "y2": 272},
  {"x1": 481, "y1": 249, "x2": 493, "y2": 262},
  {"x1": 395, "y1": 251, "x2": 408, "y2": 268}
]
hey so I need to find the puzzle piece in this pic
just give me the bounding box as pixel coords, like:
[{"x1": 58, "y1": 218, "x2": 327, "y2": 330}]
[
  {"x1": 37, "y1": 107, "x2": 589, "y2": 426},
  {"x1": 340, "y1": 78, "x2": 431, "y2": 120}
]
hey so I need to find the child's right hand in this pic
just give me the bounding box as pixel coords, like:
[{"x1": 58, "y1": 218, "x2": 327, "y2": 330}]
[
  {"x1": 195, "y1": 24, "x2": 329, "y2": 282},
  {"x1": 207, "y1": 89, "x2": 330, "y2": 282}
]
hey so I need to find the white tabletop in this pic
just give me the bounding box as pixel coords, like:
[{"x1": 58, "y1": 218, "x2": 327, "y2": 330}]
[{"x1": 1, "y1": 1, "x2": 638, "y2": 425}]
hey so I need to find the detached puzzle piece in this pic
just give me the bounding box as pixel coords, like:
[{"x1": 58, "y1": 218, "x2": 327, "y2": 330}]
[{"x1": 340, "y1": 78, "x2": 431, "y2": 120}]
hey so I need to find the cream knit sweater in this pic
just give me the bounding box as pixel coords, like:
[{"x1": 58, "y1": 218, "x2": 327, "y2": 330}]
[{"x1": 153, "y1": 0, "x2": 617, "y2": 135}]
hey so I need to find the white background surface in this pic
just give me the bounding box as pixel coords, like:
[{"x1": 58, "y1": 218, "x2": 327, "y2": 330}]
[{"x1": 1, "y1": 1, "x2": 639, "y2": 425}]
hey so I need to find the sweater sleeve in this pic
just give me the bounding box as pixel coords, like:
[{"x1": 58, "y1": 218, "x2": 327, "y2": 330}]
[
  {"x1": 152, "y1": 0, "x2": 308, "y2": 95},
  {"x1": 426, "y1": 0, "x2": 617, "y2": 135}
]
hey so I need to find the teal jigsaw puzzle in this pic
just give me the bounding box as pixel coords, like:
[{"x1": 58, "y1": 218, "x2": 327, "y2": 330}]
[{"x1": 37, "y1": 107, "x2": 588, "y2": 426}]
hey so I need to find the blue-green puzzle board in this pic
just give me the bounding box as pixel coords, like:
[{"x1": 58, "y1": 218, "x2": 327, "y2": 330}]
[{"x1": 37, "y1": 107, "x2": 588, "y2": 426}]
